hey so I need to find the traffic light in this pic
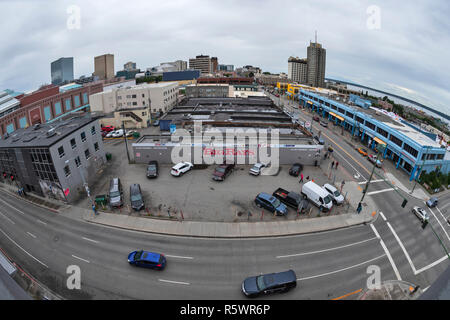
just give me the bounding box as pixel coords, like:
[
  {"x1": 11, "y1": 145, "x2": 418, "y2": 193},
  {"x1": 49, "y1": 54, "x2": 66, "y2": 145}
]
[{"x1": 401, "y1": 199, "x2": 408, "y2": 208}]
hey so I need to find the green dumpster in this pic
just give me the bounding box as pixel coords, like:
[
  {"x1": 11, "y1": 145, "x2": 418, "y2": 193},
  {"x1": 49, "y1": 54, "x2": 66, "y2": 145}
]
[
  {"x1": 95, "y1": 194, "x2": 108, "y2": 207},
  {"x1": 133, "y1": 132, "x2": 140, "y2": 138},
  {"x1": 106, "y1": 153, "x2": 112, "y2": 161}
]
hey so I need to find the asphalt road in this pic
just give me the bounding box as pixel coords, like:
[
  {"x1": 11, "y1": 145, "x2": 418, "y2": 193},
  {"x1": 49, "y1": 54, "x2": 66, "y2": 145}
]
[{"x1": 0, "y1": 93, "x2": 448, "y2": 300}]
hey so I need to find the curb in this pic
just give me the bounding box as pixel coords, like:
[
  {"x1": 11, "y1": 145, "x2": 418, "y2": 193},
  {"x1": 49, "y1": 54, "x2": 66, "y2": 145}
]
[{"x1": 0, "y1": 187, "x2": 60, "y2": 214}]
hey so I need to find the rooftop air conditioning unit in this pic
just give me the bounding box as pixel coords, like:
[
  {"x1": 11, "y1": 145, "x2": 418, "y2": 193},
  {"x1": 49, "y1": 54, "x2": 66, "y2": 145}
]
[{"x1": 46, "y1": 128, "x2": 57, "y2": 138}]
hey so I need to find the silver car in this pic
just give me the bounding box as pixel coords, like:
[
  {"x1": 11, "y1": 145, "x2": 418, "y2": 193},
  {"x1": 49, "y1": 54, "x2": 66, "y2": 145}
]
[
  {"x1": 249, "y1": 163, "x2": 266, "y2": 176},
  {"x1": 412, "y1": 206, "x2": 429, "y2": 222}
]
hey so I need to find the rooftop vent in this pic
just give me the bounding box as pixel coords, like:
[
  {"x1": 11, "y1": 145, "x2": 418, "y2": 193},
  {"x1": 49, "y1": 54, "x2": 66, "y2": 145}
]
[
  {"x1": 3, "y1": 133, "x2": 9, "y2": 140},
  {"x1": 46, "y1": 128, "x2": 57, "y2": 138},
  {"x1": 33, "y1": 124, "x2": 41, "y2": 130}
]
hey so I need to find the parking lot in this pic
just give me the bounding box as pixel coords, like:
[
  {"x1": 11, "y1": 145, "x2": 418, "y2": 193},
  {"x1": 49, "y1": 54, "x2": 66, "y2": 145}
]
[{"x1": 79, "y1": 131, "x2": 352, "y2": 222}]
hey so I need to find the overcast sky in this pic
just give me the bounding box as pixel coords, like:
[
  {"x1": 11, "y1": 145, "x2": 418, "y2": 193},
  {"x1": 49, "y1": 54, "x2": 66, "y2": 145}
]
[{"x1": 0, "y1": 0, "x2": 449, "y2": 114}]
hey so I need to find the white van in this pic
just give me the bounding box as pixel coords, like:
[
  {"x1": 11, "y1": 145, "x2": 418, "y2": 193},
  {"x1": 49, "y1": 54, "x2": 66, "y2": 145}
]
[{"x1": 301, "y1": 181, "x2": 333, "y2": 212}]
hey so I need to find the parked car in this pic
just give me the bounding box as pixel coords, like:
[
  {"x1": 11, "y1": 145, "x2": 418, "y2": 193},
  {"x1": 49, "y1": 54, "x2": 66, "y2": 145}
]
[
  {"x1": 301, "y1": 181, "x2": 333, "y2": 212},
  {"x1": 241, "y1": 270, "x2": 297, "y2": 298},
  {"x1": 126, "y1": 130, "x2": 136, "y2": 137},
  {"x1": 101, "y1": 131, "x2": 108, "y2": 138},
  {"x1": 289, "y1": 163, "x2": 303, "y2": 177},
  {"x1": 368, "y1": 154, "x2": 382, "y2": 167},
  {"x1": 108, "y1": 178, "x2": 123, "y2": 208},
  {"x1": 146, "y1": 160, "x2": 159, "y2": 178},
  {"x1": 249, "y1": 163, "x2": 266, "y2": 176},
  {"x1": 314, "y1": 136, "x2": 325, "y2": 145},
  {"x1": 313, "y1": 115, "x2": 320, "y2": 122},
  {"x1": 320, "y1": 120, "x2": 328, "y2": 127},
  {"x1": 112, "y1": 129, "x2": 124, "y2": 138},
  {"x1": 323, "y1": 183, "x2": 344, "y2": 205},
  {"x1": 212, "y1": 164, "x2": 235, "y2": 181},
  {"x1": 170, "y1": 162, "x2": 193, "y2": 177},
  {"x1": 426, "y1": 197, "x2": 438, "y2": 208},
  {"x1": 130, "y1": 183, "x2": 145, "y2": 211},
  {"x1": 255, "y1": 192, "x2": 288, "y2": 216},
  {"x1": 101, "y1": 125, "x2": 115, "y2": 133},
  {"x1": 272, "y1": 188, "x2": 303, "y2": 209},
  {"x1": 153, "y1": 120, "x2": 160, "y2": 127},
  {"x1": 128, "y1": 250, "x2": 166, "y2": 270},
  {"x1": 412, "y1": 206, "x2": 430, "y2": 223},
  {"x1": 106, "y1": 130, "x2": 116, "y2": 138},
  {"x1": 358, "y1": 147, "x2": 368, "y2": 157}
]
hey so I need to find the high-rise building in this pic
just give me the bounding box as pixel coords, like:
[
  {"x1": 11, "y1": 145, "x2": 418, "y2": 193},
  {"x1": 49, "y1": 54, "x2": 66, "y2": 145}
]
[
  {"x1": 288, "y1": 57, "x2": 307, "y2": 84},
  {"x1": 210, "y1": 57, "x2": 218, "y2": 73},
  {"x1": 124, "y1": 61, "x2": 137, "y2": 71},
  {"x1": 93, "y1": 54, "x2": 115, "y2": 80},
  {"x1": 51, "y1": 57, "x2": 74, "y2": 85},
  {"x1": 307, "y1": 41, "x2": 326, "y2": 88},
  {"x1": 189, "y1": 55, "x2": 212, "y2": 74},
  {"x1": 161, "y1": 60, "x2": 187, "y2": 72}
]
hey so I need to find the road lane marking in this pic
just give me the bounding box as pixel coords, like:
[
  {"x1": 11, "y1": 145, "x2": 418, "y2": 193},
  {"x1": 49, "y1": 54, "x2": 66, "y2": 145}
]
[
  {"x1": 332, "y1": 289, "x2": 362, "y2": 300},
  {"x1": 358, "y1": 179, "x2": 385, "y2": 185},
  {"x1": 0, "y1": 198, "x2": 25, "y2": 215},
  {"x1": 0, "y1": 227, "x2": 48, "y2": 268},
  {"x1": 427, "y1": 208, "x2": 450, "y2": 242},
  {"x1": 367, "y1": 188, "x2": 397, "y2": 196},
  {"x1": 165, "y1": 254, "x2": 193, "y2": 260},
  {"x1": 386, "y1": 222, "x2": 417, "y2": 274},
  {"x1": 82, "y1": 237, "x2": 99, "y2": 244},
  {"x1": 37, "y1": 219, "x2": 47, "y2": 225},
  {"x1": 72, "y1": 255, "x2": 90, "y2": 263},
  {"x1": 276, "y1": 237, "x2": 378, "y2": 258},
  {"x1": 297, "y1": 254, "x2": 386, "y2": 281},
  {"x1": 158, "y1": 279, "x2": 190, "y2": 285},
  {"x1": 370, "y1": 224, "x2": 402, "y2": 281},
  {"x1": 0, "y1": 211, "x2": 15, "y2": 225},
  {"x1": 435, "y1": 207, "x2": 450, "y2": 227},
  {"x1": 26, "y1": 232, "x2": 37, "y2": 239},
  {"x1": 379, "y1": 212, "x2": 387, "y2": 222},
  {"x1": 415, "y1": 256, "x2": 449, "y2": 275}
]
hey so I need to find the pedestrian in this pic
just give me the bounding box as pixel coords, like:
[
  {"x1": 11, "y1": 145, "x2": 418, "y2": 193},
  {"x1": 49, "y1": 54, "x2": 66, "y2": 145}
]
[
  {"x1": 331, "y1": 161, "x2": 335, "y2": 169},
  {"x1": 92, "y1": 203, "x2": 97, "y2": 215},
  {"x1": 335, "y1": 161, "x2": 339, "y2": 169},
  {"x1": 299, "y1": 173, "x2": 304, "y2": 183}
]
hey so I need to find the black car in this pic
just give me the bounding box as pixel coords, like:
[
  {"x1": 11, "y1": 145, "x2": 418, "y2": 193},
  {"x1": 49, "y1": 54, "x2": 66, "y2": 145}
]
[
  {"x1": 146, "y1": 160, "x2": 159, "y2": 178},
  {"x1": 289, "y1": 163, "x2": 303, "y2": 177},
  {"x1": 273, "y1": 188, "x2": 303, "y2": 209},
  {"x1": 130, "y1": 184, "x2": 145, "y2": 211},
  {"x1": 242, "y1": 270, "x2": 297, "y2": 298}
]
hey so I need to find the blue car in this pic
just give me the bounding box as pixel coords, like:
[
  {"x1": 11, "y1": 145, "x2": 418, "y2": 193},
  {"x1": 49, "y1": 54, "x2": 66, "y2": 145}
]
[
  {"x1": 426, "y1": 197, "x2": 438, "y2": 208},
  {"x1": 255, "y1": 192, "x2": 288, "y2": 216},
  {"x1": 128, "y1": 250, "x2": 166, "y2": 270}
]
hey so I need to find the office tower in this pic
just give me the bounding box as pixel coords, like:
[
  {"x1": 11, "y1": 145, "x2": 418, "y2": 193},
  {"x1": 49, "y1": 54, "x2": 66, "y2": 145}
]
[
  {"x1": 93, "y1": 54, "x2": 115, "y2": 80},
  {"x1": 51, "y1": 57, "x2": 74, "y2": 85},
  {"x1": 307, "y1": 39, "x2": 326, "y2": 88},
  {"x1": 288, "y1": 57, "x2": 307, "y2": 84},
  {"x1": 189, "y1": 55, "x2": 212, "y2": 74}
]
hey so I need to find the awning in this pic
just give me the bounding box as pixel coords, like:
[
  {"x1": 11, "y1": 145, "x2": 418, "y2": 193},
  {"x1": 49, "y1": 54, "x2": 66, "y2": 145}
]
[
  {"x1": 373, "y1": 137, "x2": 387, "y2": 146},
  {"x1": 307, "y1": 101, "x2": 313, "y2": 104},
  {"x1": 329, "y1": 112, "x2": 344, "y2": 121}
]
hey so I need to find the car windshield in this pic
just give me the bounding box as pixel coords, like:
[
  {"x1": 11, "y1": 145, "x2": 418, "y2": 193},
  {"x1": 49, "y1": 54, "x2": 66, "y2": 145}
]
[
  {"x1": 134, "y1": 251, "x2": 143, "y2": 261},
  {"x1": 334, "y1": 191, "x2": 341, "y2": 197},
  {"x1": 323, "y1": 195, "x2": 332, "y2": 204},
  {"x1": 131, "y1": 194, "x2": 142, "y2": 202},
  {"x1": 215, "y1": 167, "x2": 226, "y2": 173},
  {"x1": 272, "y1": 198, "x2": 282, "y2": 207},
  {"x1": 147, "y1": 165, "x2": 156, "y2": 171},
  {"x1": 110, "y1": 191, "x2": 120, "y2": 198},
  {"x1": 256, "y1": 276, "x2": 267, "y2": 291}
]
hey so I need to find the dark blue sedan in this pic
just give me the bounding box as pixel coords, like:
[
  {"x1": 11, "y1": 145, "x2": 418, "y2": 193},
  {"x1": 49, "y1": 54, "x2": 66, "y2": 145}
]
[{"x1": 128, "y1": 250, "x2": 166, "y2": 270}]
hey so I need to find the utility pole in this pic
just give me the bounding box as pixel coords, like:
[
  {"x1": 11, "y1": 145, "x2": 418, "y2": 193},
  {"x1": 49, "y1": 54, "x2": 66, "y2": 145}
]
[{"x1": 122, "y1": 122, "x2": 131, "y2": 163}]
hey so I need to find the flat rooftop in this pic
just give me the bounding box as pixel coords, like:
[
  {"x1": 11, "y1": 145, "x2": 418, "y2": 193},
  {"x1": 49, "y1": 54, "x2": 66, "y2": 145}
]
[
  {"x1": 0, "y1": 115, "x2": 99, "y2": 149},
  {"x1": 384, "y1": 122, "x2": 441, "y2": 148}
]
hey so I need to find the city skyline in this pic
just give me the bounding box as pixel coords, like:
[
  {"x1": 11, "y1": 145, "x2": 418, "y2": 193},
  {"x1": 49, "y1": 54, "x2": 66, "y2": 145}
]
[{"x1": 0, "y1": 1, "x2": 449, "y2": 115}]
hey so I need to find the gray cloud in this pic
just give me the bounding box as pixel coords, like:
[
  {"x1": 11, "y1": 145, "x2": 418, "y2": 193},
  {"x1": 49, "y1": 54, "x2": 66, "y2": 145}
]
[{"x1": 0, "y1": 0, "x2": 449, "y2": 114}]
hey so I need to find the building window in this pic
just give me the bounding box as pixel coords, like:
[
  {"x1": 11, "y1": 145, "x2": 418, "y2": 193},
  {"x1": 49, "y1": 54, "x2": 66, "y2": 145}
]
[
  {"x1": 64, "y1": 165, "x2": 71, "y2": 177},
  {"x1": 85, "y1": 148, "x2": 91, "y2": 160},
  {"x1": 142, "y1": 94, "x2": 145, "y2": 98},
  {"x1": 81, "y1": 132, "x2": 86, "y2": 142},
  {"x1": 132, "y1": 94, "x2": 136, "y2": 99},
  {"x1": 118, "y1": 96, "x2": 122, "y2": 100},
  {"x1": 58, "y1": 146, "x2": 65, "y2": 158},
  {"x1": 65, "y1": 98, "x2": 72, "y2": 111},
  {"x1": 91, "y1": 126, "x2": 96, "y2": 135},
  {"x1": 82, "y1": 93, "x2": 88, "y2": 104},
  {"x1": 19, "y1": 117, "x2": 28, "y2": 128},
  {"x1": 142, "y1": 112, "x2": 147, "y2": 116},
  {"x1": 356, "y1": 116, "x2": 364, "y2": 124},
  {"x1": 74, "y1": 95, "x2": 81, "y2": 107},
  {"x1": 70, "y1": 138, "x2": 76, "y2": 149},
  {"x1": 94, "y1": 142, "x2": 99, "y2": 151},
  {"x1": 44, "y1": 106, "x2": 52, "y2": 121},
  {"x1": 54, "y1": 102, "x2": 62, "y2": 115},
  {"x1": 377, "y1": 127, "x2": 389, "y2": 138},
  {"x1": 389, "y1": 134, "x2": 403, "y2": 147},
  {"x1": 365, "y1": 121, "x2": 376, "y2": 131},
  {"x1": 437, "y1": 154, "x2": 444, "y2": 160},
  {"x1": 132, "y1": 102, "x2": 137, "y2": 106},
  {"x1": 75, "y1": 156, "x2": 81, "y2": 167},
  {"x1": 346, "y1": 111, "x2": 354, "y2": 119},
  {"x1": 338, "y1": 108, "x2": 345, "y2": 114},
  {"x1": 126, "y1": 95, "x2": 131, "y2": 98}
]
